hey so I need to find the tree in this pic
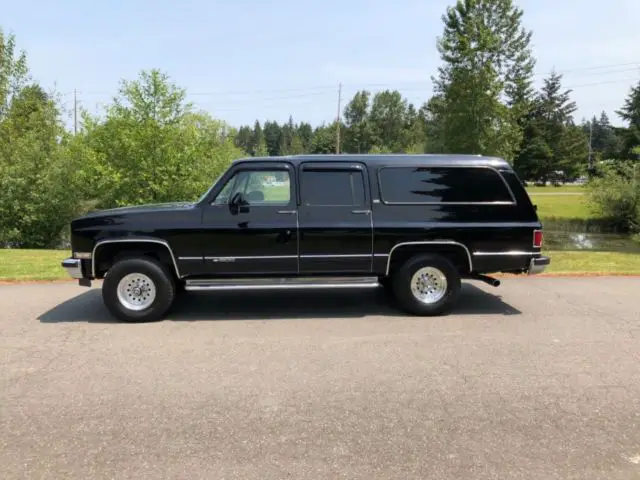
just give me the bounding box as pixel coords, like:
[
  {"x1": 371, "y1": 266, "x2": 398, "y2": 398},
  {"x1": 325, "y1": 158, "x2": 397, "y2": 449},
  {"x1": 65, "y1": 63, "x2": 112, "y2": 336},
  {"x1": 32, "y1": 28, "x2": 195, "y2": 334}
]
[
  {"x1": 582, "y1": 111, "x2": 622, "y2": 162},
  {"x1": 249, "y1": 120, "x2": 266, "y2": 156},
  {"x1": 311, "y1": 122, "x2": 341, "y2": 153},
  {"x1": 616, "y1": 81, "x2": 640, "y2": 160},
  {"x1": 263, "y1": 121, "x2": 282, "y2": 156},
  {"x1": 432, "y1": 0, "x2": 535, "y2": 161},
  {"x1": 343, "y1": 90, "x2": 373, "y2": 153},
  {"x1": 368, "y1": 90, "x2": 410, "y2": 152},
  {"x1": 80, "y1": 69, "x2": 242, "y2": 207},
  {"x1": 234, "y1": 125, "x2": 253, "y2": 153},
  {"x1": 515, "y1": 72, "x2": 588, "y2": 182},
  {"x1": 0, "y1": 29, "x2": 29, "y2": 119},
  {"x1": 297, "y1": 122, "x2": 314, "y2": 152}
]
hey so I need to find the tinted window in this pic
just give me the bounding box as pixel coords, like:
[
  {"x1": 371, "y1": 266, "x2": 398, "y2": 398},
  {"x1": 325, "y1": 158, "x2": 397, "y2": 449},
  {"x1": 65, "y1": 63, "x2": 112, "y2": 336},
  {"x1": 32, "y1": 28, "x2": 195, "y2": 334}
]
[
  {"x1": 378, "y1": 167, "x2": 513, "y2": 204},
  {"x1": 213, "y1": 170, "x2": 290, "y2": 205},
  {"x1": 302, "y1": 170, "x2": 366, "y2": 206}
]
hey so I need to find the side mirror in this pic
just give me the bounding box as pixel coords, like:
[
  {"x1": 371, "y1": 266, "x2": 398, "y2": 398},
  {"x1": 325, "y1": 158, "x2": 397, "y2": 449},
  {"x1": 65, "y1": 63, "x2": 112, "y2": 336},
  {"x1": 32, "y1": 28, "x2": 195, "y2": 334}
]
[{"x1": 229, "y1": 192, "x2": 249, "y2": 215}]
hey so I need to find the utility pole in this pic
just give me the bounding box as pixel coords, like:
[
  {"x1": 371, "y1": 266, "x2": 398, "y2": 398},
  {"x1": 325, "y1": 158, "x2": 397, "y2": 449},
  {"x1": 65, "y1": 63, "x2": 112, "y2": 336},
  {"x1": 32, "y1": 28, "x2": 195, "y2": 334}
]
[
  {"x1": 335, "y1": 83, "x2": 342, "y2": 154},
  {"x1": 587, "y1": 119, "x2": 593, "y2": 175},
  {"x1": 73, "y1": 89, "x2": 78, "y2": 135}
]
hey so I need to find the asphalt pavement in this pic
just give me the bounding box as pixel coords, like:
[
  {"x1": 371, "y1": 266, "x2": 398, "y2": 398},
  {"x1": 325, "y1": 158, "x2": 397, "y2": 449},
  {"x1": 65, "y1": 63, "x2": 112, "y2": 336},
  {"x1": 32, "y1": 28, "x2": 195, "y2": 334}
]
[{"x1": 1, "y1": 277, "x2": 639, "y2": 479}]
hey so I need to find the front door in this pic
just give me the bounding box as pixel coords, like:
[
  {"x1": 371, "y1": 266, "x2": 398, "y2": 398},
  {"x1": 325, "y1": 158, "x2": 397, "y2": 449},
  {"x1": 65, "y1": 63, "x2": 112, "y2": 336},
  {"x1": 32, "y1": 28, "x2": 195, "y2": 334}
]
[
  {"x1": 200, "y1": 161, "x2": 298, "y2": 275},
  {"x1": 297, "y1": 161, "x2": 373, "y2": 273}
]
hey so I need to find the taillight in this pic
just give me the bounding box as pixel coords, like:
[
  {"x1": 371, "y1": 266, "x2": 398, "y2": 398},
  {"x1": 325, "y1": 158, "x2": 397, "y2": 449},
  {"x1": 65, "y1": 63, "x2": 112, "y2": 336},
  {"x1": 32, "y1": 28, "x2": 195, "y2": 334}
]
[{"x1": 533, "y1": 229, "x2": 543, "y2": 248}]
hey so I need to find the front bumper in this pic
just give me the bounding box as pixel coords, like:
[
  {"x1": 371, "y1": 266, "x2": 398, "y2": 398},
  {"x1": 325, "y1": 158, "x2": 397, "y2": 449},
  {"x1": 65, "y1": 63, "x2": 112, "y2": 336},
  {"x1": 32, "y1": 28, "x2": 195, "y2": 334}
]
[
  {"x1": 528, "y1": 255, "x2": 550, "y2": 275},
  {"x1": 61, "y1": 258, "x2": 84, "y2": 279}
]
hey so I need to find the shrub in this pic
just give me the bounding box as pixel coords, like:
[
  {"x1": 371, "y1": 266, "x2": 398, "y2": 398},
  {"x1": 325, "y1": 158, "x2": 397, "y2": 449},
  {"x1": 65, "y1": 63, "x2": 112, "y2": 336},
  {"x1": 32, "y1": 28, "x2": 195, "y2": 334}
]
[{"x1": 587, "y1": 161, "x2": 640, "y2": 233}]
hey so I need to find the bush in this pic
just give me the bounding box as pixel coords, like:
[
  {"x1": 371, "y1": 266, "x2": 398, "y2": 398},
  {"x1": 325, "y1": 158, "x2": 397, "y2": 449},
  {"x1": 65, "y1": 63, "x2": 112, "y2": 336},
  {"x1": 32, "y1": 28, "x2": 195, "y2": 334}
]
[{"x1": 587, "y1": 161, "x2": 640, "y2": 233}]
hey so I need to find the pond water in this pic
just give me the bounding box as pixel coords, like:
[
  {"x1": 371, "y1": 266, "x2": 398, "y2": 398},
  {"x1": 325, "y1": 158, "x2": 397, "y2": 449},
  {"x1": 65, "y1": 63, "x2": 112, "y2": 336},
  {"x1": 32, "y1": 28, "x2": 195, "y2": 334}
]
[{"x1": 543, "y1": 219, "x2": 640, "y2": 252}]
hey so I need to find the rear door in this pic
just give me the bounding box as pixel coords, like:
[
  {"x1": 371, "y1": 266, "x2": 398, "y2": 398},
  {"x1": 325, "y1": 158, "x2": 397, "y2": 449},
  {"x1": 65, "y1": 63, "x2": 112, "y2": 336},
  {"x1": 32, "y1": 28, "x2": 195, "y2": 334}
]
[{"x1": 297, "y1": 161, "x2": 373, "y2": 273}]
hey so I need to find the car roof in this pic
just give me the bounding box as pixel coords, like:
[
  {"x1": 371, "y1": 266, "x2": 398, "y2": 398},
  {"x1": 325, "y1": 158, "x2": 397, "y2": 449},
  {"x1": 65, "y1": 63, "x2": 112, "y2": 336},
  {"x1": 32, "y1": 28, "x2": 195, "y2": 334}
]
[{"x1": 233, "y1": 153, "x2": 512, "y2": 169}]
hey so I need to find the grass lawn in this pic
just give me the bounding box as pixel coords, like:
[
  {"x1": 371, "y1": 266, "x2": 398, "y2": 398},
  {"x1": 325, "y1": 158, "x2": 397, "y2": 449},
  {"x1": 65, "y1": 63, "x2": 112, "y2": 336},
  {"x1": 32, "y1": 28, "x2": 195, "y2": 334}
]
[
  {"x1": 543, "y1": 251, "x2": 640, "y2": 275},
  {"x1": 525, "y1": 185, "x2": 585, "y2": 194},
  {"x1": 529, "y1": 194, "x2": 593, "y2": 220},
  {"x1": 0, "y1": 249, "x2": 69, "y2": 281},
  {"x1": 0, "y1": 248, "x2": 638, "y2": 282}
]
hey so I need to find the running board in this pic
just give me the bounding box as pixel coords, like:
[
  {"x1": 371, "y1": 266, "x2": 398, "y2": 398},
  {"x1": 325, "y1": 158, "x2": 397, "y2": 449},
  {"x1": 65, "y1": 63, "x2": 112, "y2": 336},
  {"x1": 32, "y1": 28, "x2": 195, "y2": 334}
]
[{"x1": 185, "y1": 276, "x2": 380, "y2": 291}]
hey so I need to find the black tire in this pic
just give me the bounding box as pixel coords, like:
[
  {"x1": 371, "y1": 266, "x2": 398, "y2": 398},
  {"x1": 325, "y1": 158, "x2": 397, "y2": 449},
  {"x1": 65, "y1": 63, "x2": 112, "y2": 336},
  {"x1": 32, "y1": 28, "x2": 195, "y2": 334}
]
[
  {"x1": 379, "y1": 276, "x2": 395, "y2": 298},
  {"x1": 102, "y1": 257, "x2": 176, "y2": 323},
  {"x1": 391, "y1": 254, "x2": 461, "y2": 316}
]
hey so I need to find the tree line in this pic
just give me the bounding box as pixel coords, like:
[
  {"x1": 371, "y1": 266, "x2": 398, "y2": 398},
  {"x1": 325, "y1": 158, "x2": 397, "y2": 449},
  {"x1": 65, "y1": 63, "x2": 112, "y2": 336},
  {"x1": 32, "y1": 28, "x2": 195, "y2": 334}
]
[{"x1": 2, "y1": 0, "x2": 640, "y2": 248}]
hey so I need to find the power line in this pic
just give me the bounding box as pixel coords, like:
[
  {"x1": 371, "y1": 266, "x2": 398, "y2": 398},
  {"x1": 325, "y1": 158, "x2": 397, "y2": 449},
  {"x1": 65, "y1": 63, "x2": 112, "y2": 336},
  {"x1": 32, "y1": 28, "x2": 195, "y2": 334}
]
[{"x1": 64, "y1": 61, "x2": 639, "y2": 100}]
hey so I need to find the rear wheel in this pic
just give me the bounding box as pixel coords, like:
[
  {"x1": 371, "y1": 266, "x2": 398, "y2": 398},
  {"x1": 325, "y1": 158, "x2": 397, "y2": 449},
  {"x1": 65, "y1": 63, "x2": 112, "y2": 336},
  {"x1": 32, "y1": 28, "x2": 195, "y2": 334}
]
[
  {"x1": 102, "y1": 257, "x2": 176, "y2": 322},
  {"x1": 392, "y1": 254, "x2": 461, "y2": 316}
]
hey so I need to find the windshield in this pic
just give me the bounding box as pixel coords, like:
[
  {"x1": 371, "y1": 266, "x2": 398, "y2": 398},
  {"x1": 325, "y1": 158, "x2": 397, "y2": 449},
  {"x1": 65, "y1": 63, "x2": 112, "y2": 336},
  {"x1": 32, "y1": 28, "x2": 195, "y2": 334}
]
[{"x1": 196, "y1": 173, "x2": 224, "y2": 204}]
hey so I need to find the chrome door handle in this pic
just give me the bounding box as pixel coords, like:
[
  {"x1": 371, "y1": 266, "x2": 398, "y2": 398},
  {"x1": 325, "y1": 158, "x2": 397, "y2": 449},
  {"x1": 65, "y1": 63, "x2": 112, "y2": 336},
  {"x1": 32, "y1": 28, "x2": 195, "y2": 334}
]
[
  {"x1": 351, "y1": 210, "x2": 370, "y2": 215},
  {"x1": 277, "y1": 210, "x2": 297, "y2": 215}
]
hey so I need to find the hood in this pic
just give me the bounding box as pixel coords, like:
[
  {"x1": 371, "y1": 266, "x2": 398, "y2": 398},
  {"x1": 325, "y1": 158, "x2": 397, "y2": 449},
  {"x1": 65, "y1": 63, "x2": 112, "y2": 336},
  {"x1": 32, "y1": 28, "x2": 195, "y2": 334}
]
[{"x1": 78, "y1": 201, "x2": 195, "y2": 219}]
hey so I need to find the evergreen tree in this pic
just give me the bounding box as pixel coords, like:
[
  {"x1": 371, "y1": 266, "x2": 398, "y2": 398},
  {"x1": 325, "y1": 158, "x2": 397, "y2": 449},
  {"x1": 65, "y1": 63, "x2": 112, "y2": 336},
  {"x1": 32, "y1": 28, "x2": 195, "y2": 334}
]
[
  {"x1": 516, "y1": 72, "x2": 588, "y2": 182},
  {"x1": 433, "y1": 0, "x2": 535, "y2": 161},
  {"x1": 616, "y1": 81, "x2": 640, "y2": 160}
]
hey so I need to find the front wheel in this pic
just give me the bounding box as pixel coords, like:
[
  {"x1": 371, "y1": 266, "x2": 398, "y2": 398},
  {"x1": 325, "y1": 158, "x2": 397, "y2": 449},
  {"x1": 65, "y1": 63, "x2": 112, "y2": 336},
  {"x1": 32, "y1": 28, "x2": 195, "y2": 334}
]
[
  {"x1": 102, "y1": 257, "x2": 176, "y2": 322},
  {"x1": 392, "y1": 254, "x2": 461, "y2": 316}
]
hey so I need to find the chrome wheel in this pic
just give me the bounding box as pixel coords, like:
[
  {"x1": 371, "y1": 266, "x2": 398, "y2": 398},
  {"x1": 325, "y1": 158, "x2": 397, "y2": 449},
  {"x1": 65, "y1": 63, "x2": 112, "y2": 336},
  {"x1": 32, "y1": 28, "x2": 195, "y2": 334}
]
[
  {"x1": 116, "y1": 273, "x2": 157, "y2": 311},
  {"x1": 410, "y1": 266, "x2": 448, "y2": 304}
]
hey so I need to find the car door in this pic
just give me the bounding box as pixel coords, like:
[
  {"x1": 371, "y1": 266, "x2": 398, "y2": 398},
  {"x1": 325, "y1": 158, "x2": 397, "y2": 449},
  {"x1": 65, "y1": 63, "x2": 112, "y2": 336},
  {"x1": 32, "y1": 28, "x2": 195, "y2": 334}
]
[
  {"x1": 200, "y1": 161, "x2": 299, "y2": 275},
  {"x1": 297, "y1": 161, "x2": 373, "y2": 273}
]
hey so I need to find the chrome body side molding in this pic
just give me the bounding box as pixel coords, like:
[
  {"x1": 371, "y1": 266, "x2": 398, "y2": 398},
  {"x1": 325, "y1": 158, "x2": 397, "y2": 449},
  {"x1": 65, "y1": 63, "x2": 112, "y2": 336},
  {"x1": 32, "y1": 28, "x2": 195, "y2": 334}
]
[
  {"x1": 385, "y1": 241, "x2": 473, "y2": 276},
  {"x1": 92, "y1": 238, "x2": 181, "y2": 278}
]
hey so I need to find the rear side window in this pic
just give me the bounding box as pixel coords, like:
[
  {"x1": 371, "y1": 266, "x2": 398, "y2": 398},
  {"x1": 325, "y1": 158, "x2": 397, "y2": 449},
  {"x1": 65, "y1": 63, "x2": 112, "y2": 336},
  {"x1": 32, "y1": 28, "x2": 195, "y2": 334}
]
[
  {"x1": 301, "y1": 170, "x2": 366, "y2": 206},
  {"x1": 378, "y1": 166, "x2": 514, "y2": 204}
]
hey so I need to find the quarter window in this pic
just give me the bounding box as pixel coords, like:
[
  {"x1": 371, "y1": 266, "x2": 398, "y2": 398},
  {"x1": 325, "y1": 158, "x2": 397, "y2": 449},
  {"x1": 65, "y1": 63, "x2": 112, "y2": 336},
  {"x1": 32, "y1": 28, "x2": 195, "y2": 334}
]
[
  {"x1": 301, "y1": 170, "x2": 366, "y2": 206},
  {"x1": 378, "y1": 167, "x2": 514, "y2": 204},
  {"x1": 212, "y1": 170, "x2": 291, "y2": 205}
]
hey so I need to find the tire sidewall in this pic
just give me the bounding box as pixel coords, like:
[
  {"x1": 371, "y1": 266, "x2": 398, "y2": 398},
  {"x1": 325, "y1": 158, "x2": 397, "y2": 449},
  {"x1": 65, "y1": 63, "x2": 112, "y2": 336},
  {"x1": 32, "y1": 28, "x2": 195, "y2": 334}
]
[
  {"x1": 392, "y1": 254, "x2": 461, "y2": 316},
  {"x1": 102, "y1": 258, "x2": 176, "y2": 322}
]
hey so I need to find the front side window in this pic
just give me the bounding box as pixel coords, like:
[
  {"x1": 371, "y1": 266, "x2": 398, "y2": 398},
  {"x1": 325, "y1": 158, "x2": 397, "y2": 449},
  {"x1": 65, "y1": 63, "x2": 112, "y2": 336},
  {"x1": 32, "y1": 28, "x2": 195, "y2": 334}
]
[
  {"x1": 212, "y1": 170, "x2": 291, "y2": 206},
  {"x1": 301, "y1": 170, "x2": 366, "y2": 206}
]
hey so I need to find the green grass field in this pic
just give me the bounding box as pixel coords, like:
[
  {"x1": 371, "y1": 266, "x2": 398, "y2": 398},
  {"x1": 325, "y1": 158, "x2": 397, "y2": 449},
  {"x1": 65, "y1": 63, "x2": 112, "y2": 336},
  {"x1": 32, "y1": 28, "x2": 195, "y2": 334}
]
[
  {"x1": 1, "y1": 249, "x2": 638, "y2": 282},
  {"x1": 524, "y1": 185, "x2": 593, "y2": 220},
  {"x1": 525, "y1": 185, "x2": 585, "y2": 194}
]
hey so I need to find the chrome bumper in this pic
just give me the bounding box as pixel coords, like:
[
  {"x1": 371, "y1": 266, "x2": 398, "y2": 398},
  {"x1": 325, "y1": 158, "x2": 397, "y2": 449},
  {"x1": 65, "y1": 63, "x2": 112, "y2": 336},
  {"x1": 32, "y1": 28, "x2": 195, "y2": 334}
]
[
  {"x1": 61, "y1": 258, "x2": 83, "y2": 279},
  {"x1": 528, "y1": 255, "x2": 550, "y2": 275}
]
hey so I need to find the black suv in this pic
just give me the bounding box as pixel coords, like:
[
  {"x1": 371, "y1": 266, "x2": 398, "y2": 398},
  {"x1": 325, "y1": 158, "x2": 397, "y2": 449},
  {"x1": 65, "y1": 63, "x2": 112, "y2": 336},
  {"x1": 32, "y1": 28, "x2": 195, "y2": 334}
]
[{"x1": 62, "y1": 154, "x2": 549, "y2": 322}]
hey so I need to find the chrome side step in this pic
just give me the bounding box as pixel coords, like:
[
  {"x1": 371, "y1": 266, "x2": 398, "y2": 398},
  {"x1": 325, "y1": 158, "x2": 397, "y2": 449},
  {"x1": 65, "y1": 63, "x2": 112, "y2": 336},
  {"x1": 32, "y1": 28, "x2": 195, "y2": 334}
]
[{"x1": 185, "y1": 276, "x2": 380, "y2": 291}]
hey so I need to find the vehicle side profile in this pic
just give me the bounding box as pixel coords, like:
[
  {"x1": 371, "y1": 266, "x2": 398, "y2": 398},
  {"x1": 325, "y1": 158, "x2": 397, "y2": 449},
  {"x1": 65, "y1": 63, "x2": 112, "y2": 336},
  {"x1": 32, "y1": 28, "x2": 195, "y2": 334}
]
[{"x1": 62, "y1": 154, "x2": 550, "y2": 322}]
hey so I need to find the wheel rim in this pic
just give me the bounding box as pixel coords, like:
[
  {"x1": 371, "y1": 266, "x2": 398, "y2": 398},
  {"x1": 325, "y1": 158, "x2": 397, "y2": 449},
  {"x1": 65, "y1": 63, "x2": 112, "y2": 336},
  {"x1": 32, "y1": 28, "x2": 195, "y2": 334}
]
[
  {"x1": 116, "y1": 273, "x2": 157, "y2": 311},
  {"x1": 410, "y1": 266, "x2": 448, "y2": 304}
]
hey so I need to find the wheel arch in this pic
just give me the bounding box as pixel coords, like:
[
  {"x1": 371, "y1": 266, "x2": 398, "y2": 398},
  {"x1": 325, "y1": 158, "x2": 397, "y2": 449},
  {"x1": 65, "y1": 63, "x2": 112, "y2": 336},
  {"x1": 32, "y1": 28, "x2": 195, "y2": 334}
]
[
  {"x1": 92, "y1": 238, "x2": 181, "y2": 279},
  {"x1": 385, "y1": 241, "x2": 473, "y2": 276}
]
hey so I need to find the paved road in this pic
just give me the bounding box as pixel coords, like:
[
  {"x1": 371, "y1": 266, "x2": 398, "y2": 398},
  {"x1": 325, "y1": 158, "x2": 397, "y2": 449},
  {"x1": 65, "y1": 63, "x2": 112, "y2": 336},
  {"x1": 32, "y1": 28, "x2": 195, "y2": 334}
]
[{"x1": 1, "y1": 278, "x2": 640, "y2": 480}]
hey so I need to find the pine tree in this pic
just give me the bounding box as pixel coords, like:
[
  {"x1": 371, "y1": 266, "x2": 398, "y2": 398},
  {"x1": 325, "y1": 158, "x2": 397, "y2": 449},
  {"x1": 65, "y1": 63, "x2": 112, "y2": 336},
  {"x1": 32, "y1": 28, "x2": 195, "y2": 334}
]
[
  {"x1": 433, "y1": 0, "x2": 535, "y2": 161},
  {"x1": 516, "y1": 72, "x2": 588, "y2": 182},
  {"x1": 616, "y1": 81, "x2": 640, "y2": 160}
]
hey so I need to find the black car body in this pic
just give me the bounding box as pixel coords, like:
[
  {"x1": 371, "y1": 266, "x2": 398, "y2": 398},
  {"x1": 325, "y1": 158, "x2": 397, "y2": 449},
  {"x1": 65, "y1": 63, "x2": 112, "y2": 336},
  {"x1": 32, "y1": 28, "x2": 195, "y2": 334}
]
[{"x1": 62, "y1": 154, "x2": 549, "y2": 321}]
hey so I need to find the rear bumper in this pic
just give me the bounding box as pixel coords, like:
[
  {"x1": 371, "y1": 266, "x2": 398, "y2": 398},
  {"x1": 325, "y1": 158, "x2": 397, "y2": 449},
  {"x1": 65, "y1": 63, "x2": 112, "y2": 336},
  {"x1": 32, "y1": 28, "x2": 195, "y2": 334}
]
[
  {"x1": 528, "y1": 255, "x2": 550, "y2": 275},
  {"x1": 61, "y1": 258, "x2": 83, "y2": 279}
]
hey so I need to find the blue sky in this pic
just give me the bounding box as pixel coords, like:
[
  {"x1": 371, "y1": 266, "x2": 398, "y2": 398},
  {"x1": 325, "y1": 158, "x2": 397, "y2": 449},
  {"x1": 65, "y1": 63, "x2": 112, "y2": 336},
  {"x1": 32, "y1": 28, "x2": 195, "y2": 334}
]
[{"x1": 4, "y1": 0, "x2": 640, "y2": 128}]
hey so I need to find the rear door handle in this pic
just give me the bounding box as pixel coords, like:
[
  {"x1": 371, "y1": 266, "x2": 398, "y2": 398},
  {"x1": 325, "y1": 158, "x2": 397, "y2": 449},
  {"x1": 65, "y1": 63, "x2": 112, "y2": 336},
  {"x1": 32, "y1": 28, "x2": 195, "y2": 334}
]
[
  {"x1": 277, "y1": 210, "x2": 297, "y2": 215},
  {"x1": 351, "y1": 209, "x2": 370, "y2": 215}
]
